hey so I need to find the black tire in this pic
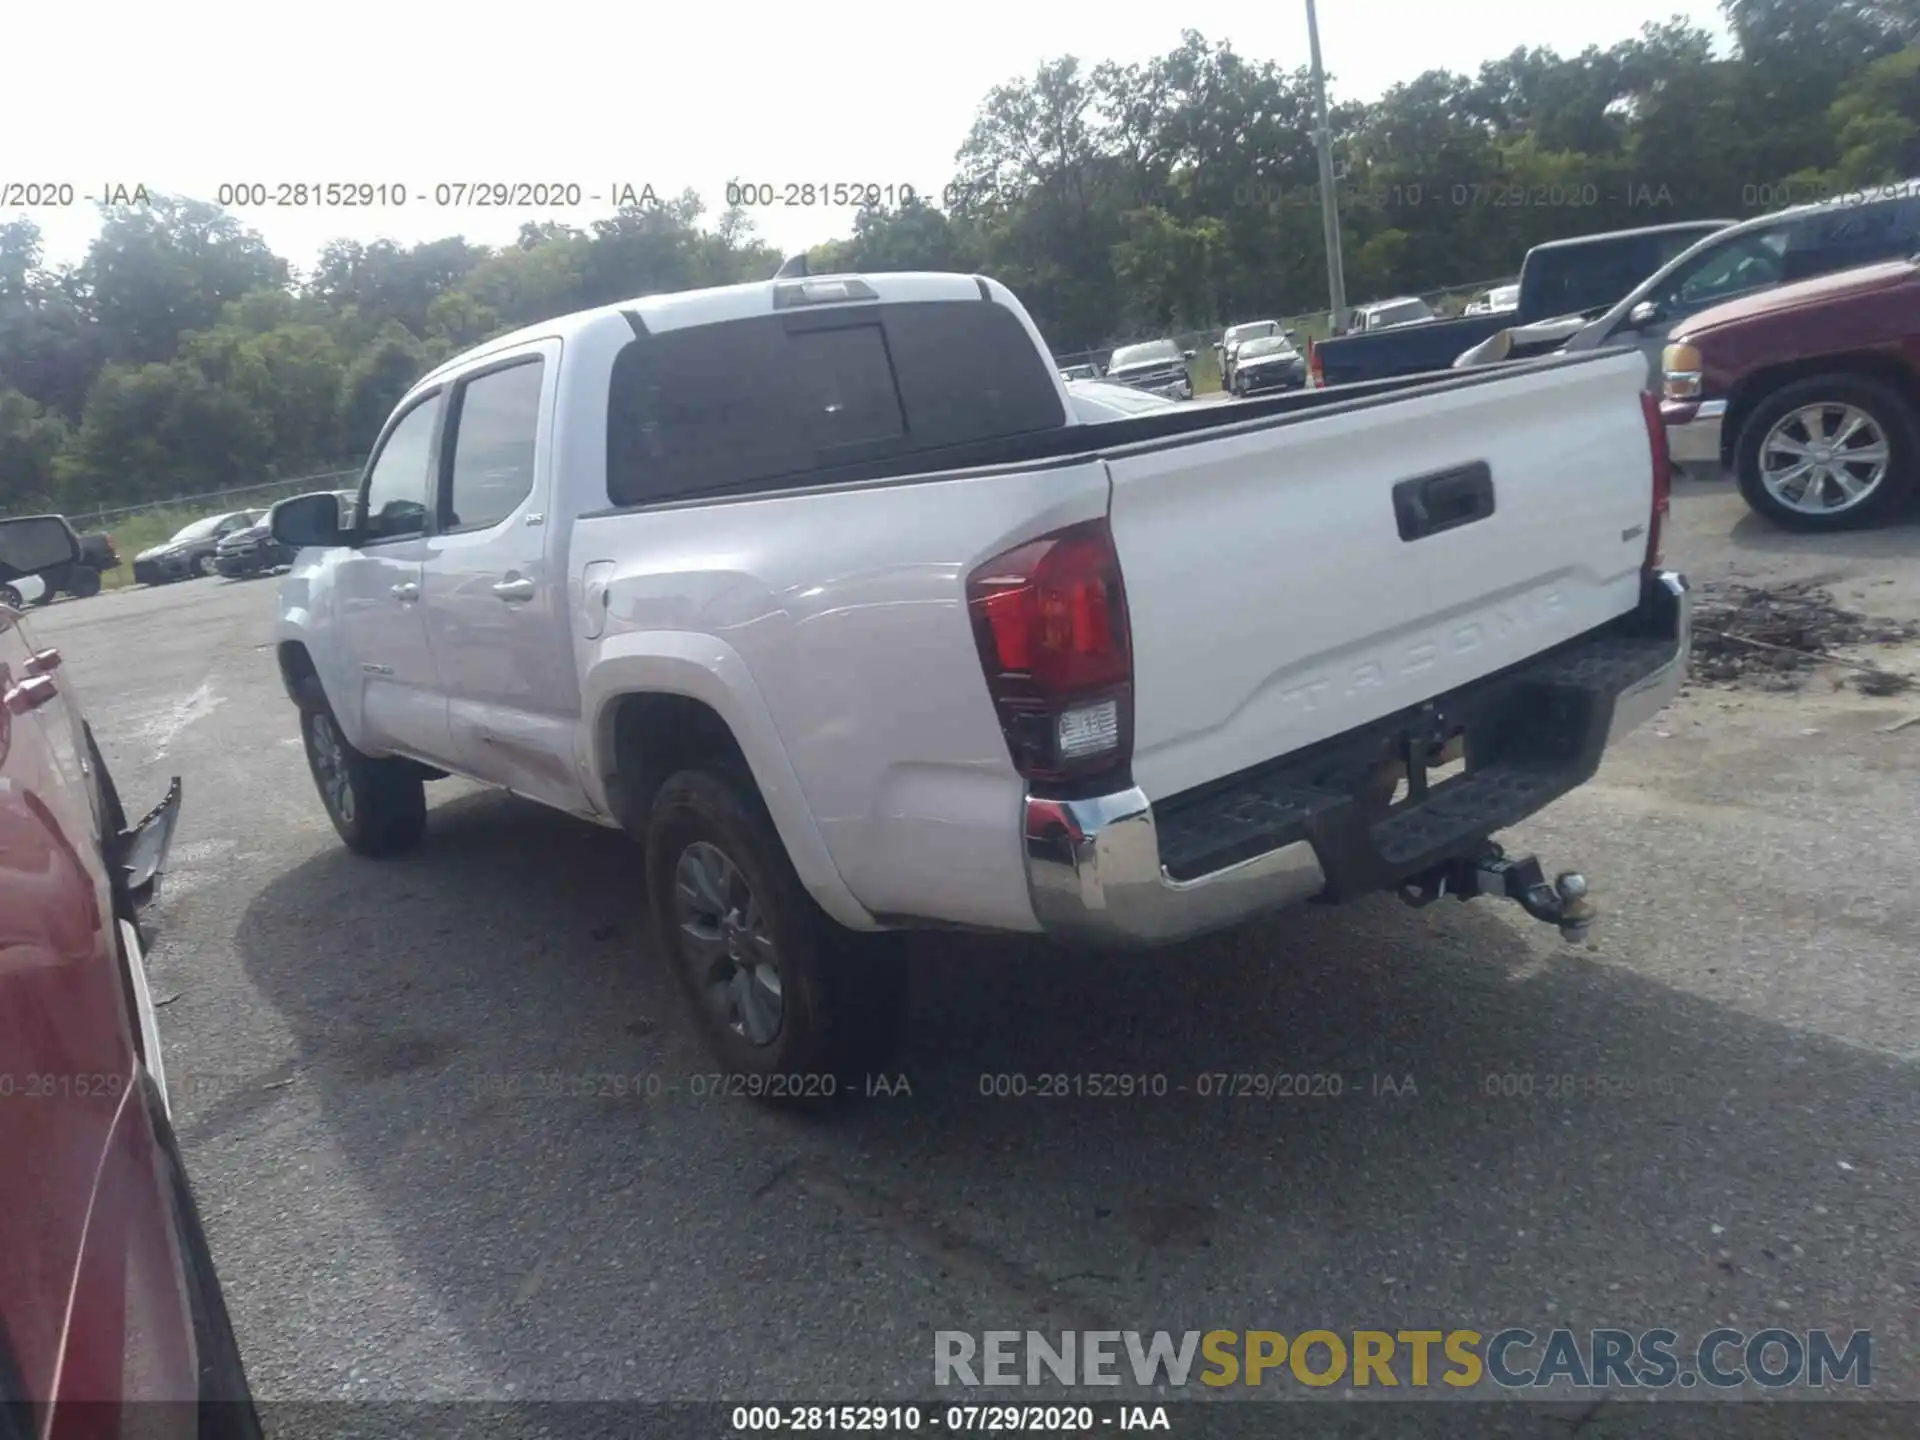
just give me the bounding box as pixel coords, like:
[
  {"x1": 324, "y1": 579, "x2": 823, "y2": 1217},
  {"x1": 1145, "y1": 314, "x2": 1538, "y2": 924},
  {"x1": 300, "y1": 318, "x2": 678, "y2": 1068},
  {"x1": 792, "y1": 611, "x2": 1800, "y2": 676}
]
[
  {"x1": 70, "y1": 566, "x2": 102, "y2": 598},
  {"x1": 1734, "y1": 373, "x2": 1918, "y2": 532},
  {"x1": 296, "y1": 692, "x2": 426, "y2": 857},
  {"x1": 190, "y1": 553, "x2": 213, "y2": 578},
  {"x1": 0, "y1": 583, "x2": 20, "y2": 609},
  {"x1": 645, "y1": 768, "x2": 906, "y2": 1097}
]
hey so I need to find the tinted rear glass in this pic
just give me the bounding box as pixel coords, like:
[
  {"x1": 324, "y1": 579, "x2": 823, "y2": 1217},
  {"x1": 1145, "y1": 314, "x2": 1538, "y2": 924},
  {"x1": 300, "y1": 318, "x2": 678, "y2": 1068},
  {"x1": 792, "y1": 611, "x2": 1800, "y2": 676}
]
[
  {"x1": 606, "y1": 300, "x2": 1065, "y2": 506},
  {"x1": 1781, "y1": 197, "x2": 1920, "y2": 283},
  {"x1": 1523, "y1": 229, "x2": 1721, "y2": 319},
  {"x1": 1370, "y1": 302, "x2": 1430, "y2": 326}
]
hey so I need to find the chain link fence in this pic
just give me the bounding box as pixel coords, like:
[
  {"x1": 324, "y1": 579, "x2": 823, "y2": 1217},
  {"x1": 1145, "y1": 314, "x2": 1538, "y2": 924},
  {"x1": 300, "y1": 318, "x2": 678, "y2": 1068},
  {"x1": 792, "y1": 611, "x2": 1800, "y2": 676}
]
[{"x1": 47, "y1": 469, "x2": 363, "y2": 529}]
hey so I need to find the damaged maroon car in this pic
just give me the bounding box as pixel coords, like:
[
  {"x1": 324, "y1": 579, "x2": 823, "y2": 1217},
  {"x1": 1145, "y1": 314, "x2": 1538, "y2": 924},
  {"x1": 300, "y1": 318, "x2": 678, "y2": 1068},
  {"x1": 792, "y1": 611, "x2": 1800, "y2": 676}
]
[{"x1": 1, "y1": 516, "x2": 260, "y2": 1440}]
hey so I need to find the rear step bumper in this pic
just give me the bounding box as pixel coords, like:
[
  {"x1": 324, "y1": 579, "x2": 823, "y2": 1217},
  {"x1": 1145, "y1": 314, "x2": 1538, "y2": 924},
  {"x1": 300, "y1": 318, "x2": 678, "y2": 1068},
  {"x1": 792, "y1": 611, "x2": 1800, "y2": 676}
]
[{"x1": 1024, "y1": 569, "x2": 1691, "y2": 947}]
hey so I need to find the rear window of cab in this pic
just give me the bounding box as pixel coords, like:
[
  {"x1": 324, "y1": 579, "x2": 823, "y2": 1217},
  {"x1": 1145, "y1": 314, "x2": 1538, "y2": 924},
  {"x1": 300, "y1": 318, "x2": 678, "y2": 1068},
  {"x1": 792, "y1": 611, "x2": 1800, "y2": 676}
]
[{"x1": 605, "y1": 300, "x2": 1068, "y2": 507}]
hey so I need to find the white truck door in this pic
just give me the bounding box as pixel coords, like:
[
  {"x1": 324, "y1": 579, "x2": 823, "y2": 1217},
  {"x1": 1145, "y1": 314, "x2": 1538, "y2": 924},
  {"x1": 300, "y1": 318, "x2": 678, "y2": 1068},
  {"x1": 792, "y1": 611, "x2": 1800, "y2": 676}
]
[
  {"x1": 418, "y1": 342, "x2": 584, "y2": 811},
  {"x1": 334, "y1": 393, "x2": 451, "y2": 761}
]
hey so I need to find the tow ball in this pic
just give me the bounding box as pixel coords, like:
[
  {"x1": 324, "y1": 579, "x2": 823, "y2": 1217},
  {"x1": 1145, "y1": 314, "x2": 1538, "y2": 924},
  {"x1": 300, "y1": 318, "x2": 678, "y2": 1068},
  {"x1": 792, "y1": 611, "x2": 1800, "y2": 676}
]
[{"x1": 1396, "y1": 842, "x2": 1596, "y2": 943}]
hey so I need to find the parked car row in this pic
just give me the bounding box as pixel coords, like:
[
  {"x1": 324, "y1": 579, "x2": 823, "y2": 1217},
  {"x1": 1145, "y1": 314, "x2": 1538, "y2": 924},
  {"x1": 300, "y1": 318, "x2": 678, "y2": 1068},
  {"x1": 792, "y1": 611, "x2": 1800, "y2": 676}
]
[{"x1": 133, "y1": 510, "x2": 265, "y2": 585}]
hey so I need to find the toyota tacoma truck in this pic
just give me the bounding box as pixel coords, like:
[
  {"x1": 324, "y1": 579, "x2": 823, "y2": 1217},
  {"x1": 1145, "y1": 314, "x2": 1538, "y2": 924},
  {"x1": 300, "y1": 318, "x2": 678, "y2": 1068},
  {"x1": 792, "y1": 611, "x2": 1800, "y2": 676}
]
[{"x1": 269, "y1": 270, "x2": 1693, "y2": 1088}]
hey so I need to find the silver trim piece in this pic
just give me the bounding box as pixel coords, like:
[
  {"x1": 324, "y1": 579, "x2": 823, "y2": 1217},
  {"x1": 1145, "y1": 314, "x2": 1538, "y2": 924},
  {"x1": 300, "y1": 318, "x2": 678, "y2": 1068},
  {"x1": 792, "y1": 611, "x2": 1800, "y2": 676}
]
[
  {"x1": 1607, "y1": 570, "x2": 1692, "y2": 743},
  {"x1": 1024, "y1": 789, "x2": 1327, "y2": 948},
  {"x1": 1023, "y1": 569, "x2": 1692, "y2": 948},
  {"x1": 1665, "y1": 398, "x2": 1726, "y2": 467}
]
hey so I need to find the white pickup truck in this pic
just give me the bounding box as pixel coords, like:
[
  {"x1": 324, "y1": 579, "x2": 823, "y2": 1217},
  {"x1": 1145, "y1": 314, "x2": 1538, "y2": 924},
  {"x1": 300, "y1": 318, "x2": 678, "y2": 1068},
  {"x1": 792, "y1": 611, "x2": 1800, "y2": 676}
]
[{"x1": 271, "y1": 270, "x2": 1693, "y2": 1087}]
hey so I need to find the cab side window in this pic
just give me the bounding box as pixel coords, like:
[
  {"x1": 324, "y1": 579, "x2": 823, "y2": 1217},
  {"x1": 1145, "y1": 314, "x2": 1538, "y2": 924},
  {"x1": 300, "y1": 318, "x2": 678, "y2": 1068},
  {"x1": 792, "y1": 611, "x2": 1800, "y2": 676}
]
[
  {"x1": 1665, "y1": 227, "x2": 1789, "y2": 311},
  {"x1": 359, "y1": 397, "x2": 440, "y2": 542},
  {"x1": 443, "y1": 359, "x2": 544, "y2": 532},
  {"x1": 1781, "y1": 197, "x2": 1920, "y2": 283}
]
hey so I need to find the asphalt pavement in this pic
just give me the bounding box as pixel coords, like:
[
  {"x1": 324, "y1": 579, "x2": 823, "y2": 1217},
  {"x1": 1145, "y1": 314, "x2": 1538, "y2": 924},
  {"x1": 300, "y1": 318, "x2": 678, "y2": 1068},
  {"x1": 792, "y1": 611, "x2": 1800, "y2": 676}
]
[{"x1": 26, "y1": 477, "x2": 1920, "y2": 1430}]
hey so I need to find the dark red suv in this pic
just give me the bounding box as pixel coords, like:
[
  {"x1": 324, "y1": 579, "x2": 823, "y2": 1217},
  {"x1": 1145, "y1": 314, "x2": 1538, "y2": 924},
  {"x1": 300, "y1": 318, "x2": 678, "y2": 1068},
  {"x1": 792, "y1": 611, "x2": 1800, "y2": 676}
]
[{"x1": 0, "y1": 517, "x2": 260, "y2": 1439}]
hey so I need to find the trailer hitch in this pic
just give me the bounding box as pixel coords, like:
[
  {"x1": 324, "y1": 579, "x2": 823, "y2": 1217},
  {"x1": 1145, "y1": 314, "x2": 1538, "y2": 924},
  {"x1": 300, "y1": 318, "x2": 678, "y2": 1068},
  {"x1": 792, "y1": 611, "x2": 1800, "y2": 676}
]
[{"x1": 1397, "y1": 842, "x2": 1596, "y2": 943}]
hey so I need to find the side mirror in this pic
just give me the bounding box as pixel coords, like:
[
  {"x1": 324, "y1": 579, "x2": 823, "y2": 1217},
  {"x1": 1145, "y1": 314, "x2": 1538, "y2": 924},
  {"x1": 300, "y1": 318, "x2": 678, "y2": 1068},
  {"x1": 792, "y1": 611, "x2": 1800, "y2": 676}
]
[
  {"x1": 1629, "y1": 300, "x2": 1661, "y2": 328},
  {"x1": 270, "y1": 492, "x2": 349, "y2": 550},
  {"x1": 0, "y1": 515, "x2": 81, "y2": 582}
]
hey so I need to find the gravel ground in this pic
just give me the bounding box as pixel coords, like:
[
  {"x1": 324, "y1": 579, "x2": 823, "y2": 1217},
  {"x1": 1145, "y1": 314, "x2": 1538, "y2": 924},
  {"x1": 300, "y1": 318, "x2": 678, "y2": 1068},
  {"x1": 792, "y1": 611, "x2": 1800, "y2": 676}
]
[{"x1": 23, "y1": 475, "x2": 1920, "y2": 1435}]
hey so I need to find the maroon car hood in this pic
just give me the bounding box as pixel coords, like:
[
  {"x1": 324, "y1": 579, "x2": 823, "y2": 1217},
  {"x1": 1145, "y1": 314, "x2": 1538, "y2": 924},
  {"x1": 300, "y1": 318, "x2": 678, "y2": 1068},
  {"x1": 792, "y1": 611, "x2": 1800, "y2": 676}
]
[{"x1": 1684, "y1": 259, "x2": 1920, "y2": 335}]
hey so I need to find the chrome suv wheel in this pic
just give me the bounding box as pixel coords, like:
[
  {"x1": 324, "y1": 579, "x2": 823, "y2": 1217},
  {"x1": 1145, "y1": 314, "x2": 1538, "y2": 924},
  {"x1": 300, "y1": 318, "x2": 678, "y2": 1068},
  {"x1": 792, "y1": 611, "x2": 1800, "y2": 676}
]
[{"x1": 1735, "y1": 373, "x2": 1918, "y2": 532}]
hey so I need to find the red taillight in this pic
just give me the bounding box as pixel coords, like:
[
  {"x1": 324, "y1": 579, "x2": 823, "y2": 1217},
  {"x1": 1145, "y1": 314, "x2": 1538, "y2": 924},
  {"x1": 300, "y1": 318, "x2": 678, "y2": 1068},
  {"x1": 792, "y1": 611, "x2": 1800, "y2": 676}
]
[
  {"x1": 1639, "y1": 389, "x2": 1670, "y2": 571},
  {"x1": 968, "y1": 518, "x2": 1133, "y2": 784},
  {"x1": 1307, "y1": 337, "x2": 1324, "y2": 389}
]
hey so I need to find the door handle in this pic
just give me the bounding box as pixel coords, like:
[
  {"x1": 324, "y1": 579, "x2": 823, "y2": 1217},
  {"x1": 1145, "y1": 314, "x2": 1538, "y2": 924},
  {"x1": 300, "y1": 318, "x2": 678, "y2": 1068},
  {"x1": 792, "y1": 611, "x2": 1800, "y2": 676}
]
[
  {"x1": 492, "y1": 576, "x2": 536, "y2": 603},
  {"x1": 392, "y1": 582, "x2": 420, "y2": 603},
  {"x1": 1392, "y1": 462, "x2": 1496, "y2": 542},
  {"x1": 5, "y1": 674, "x2": 58, "y2": 714}
]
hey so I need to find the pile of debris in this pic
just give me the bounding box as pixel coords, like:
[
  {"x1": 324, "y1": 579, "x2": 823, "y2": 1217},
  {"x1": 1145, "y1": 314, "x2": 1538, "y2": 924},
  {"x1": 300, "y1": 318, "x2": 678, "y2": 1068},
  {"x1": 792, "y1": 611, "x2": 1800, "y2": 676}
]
[{"x1": 1688, "y1": 577, "x2": 1919, "y2": 696}]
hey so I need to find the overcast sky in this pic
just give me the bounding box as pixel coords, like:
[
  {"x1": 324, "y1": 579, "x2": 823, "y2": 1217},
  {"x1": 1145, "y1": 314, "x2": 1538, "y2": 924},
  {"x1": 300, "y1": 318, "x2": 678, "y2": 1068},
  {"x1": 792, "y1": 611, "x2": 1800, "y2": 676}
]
[{"x1": 8, "y1": 0, "x2": 1730, "y2": 278}]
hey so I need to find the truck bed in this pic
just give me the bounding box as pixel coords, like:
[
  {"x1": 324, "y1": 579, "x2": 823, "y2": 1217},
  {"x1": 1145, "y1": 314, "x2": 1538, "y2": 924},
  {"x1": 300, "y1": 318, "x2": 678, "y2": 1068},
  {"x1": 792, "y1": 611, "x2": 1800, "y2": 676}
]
[{"x1": 1311, "y1": 313, "x2": 1512, "y2": 388}]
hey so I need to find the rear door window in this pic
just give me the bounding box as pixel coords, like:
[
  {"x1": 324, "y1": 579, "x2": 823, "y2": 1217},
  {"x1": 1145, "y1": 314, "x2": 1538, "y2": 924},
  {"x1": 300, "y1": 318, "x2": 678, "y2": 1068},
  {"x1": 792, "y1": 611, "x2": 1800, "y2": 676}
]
[
  {"x1": 443, "y1": 358, "x2": 544, "y2": 532},
  {"x1": 606, "y1": 300, "x2": 1066, "y2": 506},
  {"x1": 1664, "y1": 227, "x2": 1790, "y2": 311},
  {"x1": 1781, "y1": 197, "x2": 1920, "y2": 282}
]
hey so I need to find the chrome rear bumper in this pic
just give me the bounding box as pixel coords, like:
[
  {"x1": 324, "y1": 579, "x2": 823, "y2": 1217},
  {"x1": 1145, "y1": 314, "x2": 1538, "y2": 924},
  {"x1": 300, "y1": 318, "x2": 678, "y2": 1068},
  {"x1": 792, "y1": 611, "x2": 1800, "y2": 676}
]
[{"x1": 1024, "y1": 570, "x2": 1691, "y2": 948}]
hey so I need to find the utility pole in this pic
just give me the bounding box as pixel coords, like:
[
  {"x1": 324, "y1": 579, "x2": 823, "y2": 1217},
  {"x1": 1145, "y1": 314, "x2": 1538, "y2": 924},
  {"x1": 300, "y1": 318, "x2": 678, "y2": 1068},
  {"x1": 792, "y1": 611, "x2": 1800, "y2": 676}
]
[{"x1": 1305, "y1": 0, "x2": 1349, "y2": 335}]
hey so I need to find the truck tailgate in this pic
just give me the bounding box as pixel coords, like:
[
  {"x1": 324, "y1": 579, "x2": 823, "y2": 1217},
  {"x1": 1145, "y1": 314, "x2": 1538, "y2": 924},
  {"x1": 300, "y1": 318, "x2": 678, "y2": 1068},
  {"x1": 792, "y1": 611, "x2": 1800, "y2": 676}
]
[{"x1": 1106, "y1": 349, "x2": 1656, "y2": 802}]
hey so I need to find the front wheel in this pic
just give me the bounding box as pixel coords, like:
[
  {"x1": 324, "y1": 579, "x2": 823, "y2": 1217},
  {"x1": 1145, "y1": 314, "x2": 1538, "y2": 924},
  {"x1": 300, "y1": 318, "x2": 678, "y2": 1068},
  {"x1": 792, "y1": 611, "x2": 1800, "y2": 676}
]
[
  {"x1": 645, "y1": 769, "x2": 906, "y2": 1096},
  {"x1": 0, "y1": 583, "x2": 21, "y2": 609},
  {"x1": 299, "y1": 703, "x2": 426, "y2": 856},
  {"x1": 190, "y1": 553, "x2": 213, "y2": 578},
  {"x1": 1734, "y1": 374, "x2": 1918, "y2": 531}
]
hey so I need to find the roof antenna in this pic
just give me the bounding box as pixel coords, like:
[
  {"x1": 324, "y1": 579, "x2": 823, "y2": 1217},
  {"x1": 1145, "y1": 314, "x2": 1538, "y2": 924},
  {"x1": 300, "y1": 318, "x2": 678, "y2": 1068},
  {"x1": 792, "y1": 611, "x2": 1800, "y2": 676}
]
[{"x1": 774, "y1": 253, "x2": 810, "y2": 279}]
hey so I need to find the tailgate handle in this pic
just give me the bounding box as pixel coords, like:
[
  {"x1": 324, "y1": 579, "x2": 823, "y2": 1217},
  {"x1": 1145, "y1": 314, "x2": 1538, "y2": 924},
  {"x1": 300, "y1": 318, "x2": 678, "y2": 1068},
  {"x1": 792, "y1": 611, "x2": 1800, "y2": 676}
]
[{"x1": 1393, "y1": 462, "x2": 1495, "y2": 542}]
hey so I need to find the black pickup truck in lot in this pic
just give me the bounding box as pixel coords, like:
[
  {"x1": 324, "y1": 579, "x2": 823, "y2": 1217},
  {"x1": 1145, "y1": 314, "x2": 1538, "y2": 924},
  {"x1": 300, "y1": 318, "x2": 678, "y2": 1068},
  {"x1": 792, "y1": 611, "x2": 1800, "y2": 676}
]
[{"x1": 1308, "y1": 220, "x2": 1733, "y2": 389}]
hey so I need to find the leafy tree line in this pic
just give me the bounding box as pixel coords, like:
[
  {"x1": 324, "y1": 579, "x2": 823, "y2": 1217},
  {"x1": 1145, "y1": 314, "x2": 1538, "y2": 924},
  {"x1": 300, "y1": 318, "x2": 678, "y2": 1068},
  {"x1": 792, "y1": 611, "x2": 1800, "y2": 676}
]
[{"x1": 2, "y1": 0, "x2": 1916, "y2": 515}]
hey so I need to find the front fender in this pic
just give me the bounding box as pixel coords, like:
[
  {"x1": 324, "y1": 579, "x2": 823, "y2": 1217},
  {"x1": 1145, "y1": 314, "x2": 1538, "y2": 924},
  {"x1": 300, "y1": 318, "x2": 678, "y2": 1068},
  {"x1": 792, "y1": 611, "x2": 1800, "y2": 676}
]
[
  {"x1": 581, "y1": 632, "x2": 877, "y2": 933},
  {"x1": 276, "y1": 561, "x2": 367, "y2": 750}
]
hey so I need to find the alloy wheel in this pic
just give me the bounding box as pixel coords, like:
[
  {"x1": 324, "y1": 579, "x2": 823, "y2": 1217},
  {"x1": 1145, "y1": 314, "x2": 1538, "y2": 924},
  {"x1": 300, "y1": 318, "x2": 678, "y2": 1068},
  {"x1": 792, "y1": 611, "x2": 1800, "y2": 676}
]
[
  {"x1": 671, "y1": 840, "x2": 785, "y2": 1047},
  {"x1": 307, "y1": 711, "x2": 354, "y2": 825},
  {"x1": 1759, "y1": 403, "x2": 1892, "y2": 516}
]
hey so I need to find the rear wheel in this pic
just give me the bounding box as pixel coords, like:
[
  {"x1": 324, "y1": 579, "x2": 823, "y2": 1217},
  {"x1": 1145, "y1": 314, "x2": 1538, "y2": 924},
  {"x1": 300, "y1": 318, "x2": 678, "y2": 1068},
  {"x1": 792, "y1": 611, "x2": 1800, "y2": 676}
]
[
  {"x1": 70, "y1": 566, "x2": 102, "y2": 598},
  {"x1": 298, "y1": 699, "x2": 426, "y2": 857},
  {"x1": 1734, "y1": 374, "x2": 1918, "y2": 531},
  {"x1": 1, "y1": 583, "x2": 21, "y2": 609},
  {"x1": 645, "y1": 768, "x2": 905, "y2": 1099}
]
